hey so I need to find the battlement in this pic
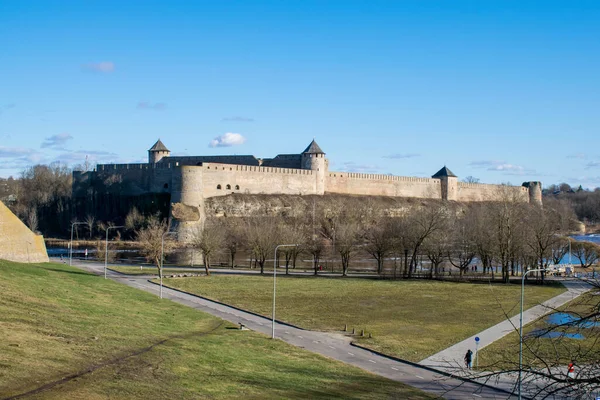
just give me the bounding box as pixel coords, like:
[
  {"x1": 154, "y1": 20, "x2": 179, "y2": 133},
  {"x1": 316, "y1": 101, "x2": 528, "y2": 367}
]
[
  {"x1": 97, "y1": 162, "x2": 179, "y2": 171},
  {"x1": 202, "y1": 163, "x2": 313, "y2": 175},
  {"x1": 458, "y1": 182, "x2": 528, "y2": 192},
  {"x1": 328, "y1": 171, "x2": 439, "y2": 183}
]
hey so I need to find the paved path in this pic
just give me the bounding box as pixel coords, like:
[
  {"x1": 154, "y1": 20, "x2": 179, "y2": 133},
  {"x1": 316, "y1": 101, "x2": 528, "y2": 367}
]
[
  {"x1": 71, "y1": 260, "x2": 515, "y2": 400},
  {"x1": 419, "y1": 279, "x2": 593, "y2": 397}
]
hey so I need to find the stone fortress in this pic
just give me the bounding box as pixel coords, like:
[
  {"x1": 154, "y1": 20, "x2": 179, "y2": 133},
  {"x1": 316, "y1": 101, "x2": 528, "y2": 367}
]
[{"x1": 73, "y1": 139, "x2": 542, "y2": 240}]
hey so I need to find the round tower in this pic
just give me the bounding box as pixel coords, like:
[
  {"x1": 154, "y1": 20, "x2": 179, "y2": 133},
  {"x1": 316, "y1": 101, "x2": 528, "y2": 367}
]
[
  {"x1": 148, "y1": 139, "x2": 170, "y2": 163},
  {"x1": 170, "y1": 166, "x2": 205, "y2": 243},
  {"x1": 522, "y1": 181, "x2": 543, "y2": 206},
  {"x1": 301, "y1": 139, "x2": 327, "y2": 194}
]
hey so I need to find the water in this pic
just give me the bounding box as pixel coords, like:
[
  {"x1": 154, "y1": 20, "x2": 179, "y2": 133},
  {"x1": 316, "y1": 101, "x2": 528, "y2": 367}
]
[
  {"x1": 529, "y1": 330, "x2": 585, "y2": 340},
  {"x1": 546, "y1": 313, "x2": 600, "y2": 329}
]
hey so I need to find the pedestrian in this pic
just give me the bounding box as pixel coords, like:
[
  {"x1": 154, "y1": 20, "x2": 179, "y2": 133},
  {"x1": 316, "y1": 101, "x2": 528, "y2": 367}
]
[{"x1": 464, "y1": 349, "x2": 473, "y2": 369}]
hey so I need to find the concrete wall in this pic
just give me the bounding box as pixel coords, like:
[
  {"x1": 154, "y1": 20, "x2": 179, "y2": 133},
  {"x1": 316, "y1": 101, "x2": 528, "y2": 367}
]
[
  {"x1": 201, "y1": 163, "x2": 316, "y2": 198},
  {"x1": 0, "y1": 201, "x2": 49, "y2": 263},
  {"x1": 325, "y1": 172, "x2": 442, "y2": 198},
  {"x1": 457, "y1": 182, "x2": 529, "y2": 202}
]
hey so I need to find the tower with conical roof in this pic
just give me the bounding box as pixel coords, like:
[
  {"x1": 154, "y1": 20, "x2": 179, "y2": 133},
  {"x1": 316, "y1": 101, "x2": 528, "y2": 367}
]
[
  {"x1": 432, "y1": 166, "x2": 458, "y2": 201},
  {"x1": 301, "y1": 139, "x2": 327, "y2": 194},
  {"x1": 148, "y1": 139, "x2": 170, "y2": 163}
]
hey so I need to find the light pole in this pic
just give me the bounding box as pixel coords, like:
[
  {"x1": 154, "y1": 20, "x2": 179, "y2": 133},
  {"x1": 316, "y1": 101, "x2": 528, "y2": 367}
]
[
  {"x1": 519, "y1": 267, "x2": 547, "y2": 400},
  {"x1": 160, "y1": 231, "x2": 177, "y2": 299},
  {"x1": 272, "y1": 244, "x2": 298, "y2": 339},
  {"x1": 69, "y1": 222, "x2": 86, "y2": 266},
  {"x1": 104, "y1": 225, "x2": 124, "y2": 279}
]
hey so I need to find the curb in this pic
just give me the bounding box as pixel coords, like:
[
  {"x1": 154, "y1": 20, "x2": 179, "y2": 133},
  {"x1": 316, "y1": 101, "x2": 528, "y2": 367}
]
[
  {"x1": 349, "y1": 342, "x2": 528, "y2": 399},
  {"x1": 146, "y1": 280, "x2": 306, "y2": 331}
]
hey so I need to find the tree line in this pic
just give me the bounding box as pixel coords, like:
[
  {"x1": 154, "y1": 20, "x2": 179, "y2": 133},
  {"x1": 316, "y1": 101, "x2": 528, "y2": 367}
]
[{"x1": 133, "y1": 187, "x2": 594, "y2": 283}]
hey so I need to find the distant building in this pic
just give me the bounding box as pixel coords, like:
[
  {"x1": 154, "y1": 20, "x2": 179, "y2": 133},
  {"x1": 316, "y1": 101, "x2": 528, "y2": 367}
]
[{"x1": 73, "y1": 139, "x2": 542, "y2": 241}]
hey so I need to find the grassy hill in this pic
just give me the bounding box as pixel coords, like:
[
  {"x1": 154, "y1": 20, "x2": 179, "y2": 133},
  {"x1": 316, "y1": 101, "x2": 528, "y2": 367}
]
[{"x1": 0, "y1": 260, "x2": 432, "y2": 399}]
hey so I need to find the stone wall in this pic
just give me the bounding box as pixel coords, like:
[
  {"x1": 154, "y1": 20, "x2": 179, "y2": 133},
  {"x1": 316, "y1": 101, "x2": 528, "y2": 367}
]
[
  {"x1": 325, "y1": 172, "x2": 442, "y2": 199},
  {"x1": 456, "y1": 182, "x2": 529, "y2": 202},
  {"x1": 0, "y1": 201, "x2": 49, "y2": 263},
  {"x1": 201, "y1": 163, "x2": 316, "y2": 198}
]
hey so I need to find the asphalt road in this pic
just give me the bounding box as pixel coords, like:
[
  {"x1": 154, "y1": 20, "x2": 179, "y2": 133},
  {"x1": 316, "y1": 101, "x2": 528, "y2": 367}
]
[{"x1": 70, "y1": 260, "x2": 517, "y2": 400}]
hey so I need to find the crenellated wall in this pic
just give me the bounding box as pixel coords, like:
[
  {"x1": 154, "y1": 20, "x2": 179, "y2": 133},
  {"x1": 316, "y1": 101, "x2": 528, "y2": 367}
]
[
  {"x1": 200, "y1": 163, "x2": 316, "y2": 198},
  {"x1": 457, "y1": 182, "x2": 529, "y2": 202},
  {"x1": 325, "y1": 171, "x2": 442, "y2": 198}
]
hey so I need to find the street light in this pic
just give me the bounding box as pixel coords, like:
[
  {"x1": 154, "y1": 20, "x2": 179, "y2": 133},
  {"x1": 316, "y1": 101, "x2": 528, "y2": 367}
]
[
  {"x1": 69, "y1": 222, "x2": 87, "y2": 266},
  {"x1": 160, "y1": 231, "x2": 177, "y2": 299},
  {"x1": 272, "y1": 244, "x2": 298, "y2": 339},
  {"x1": 104, "y1": 225, "x2": 124, "y2": 279},
  {"x1": 518, "y1": 267, "x2": 547, "y2": 400}
]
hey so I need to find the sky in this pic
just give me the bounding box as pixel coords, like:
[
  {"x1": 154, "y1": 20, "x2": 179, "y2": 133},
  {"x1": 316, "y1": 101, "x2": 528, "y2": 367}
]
[{"x1": 1, "y1": 0, "x2": 600, "y2": 188}]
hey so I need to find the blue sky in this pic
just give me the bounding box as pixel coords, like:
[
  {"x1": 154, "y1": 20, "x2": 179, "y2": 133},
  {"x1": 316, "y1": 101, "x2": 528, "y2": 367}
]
[{"x1": 1, "y1": 1, "x2": 599, "y2": 187}]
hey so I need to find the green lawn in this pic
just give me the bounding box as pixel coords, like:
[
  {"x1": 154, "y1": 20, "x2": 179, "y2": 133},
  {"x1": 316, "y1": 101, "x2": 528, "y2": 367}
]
[
  {"x1": 478, "y1": 291, "x2": 600, "y2": 369},
  {"x1": 161, "y1": 275, "x2": 566, "y2": 362},
  {"x1": 0, "y1": 260, "x2": 432, "y2": 399}
]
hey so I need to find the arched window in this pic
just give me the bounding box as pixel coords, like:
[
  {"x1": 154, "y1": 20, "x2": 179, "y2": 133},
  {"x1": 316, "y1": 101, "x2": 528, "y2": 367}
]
[
  {"x1": 226, "y1": 184, "x2": 231, "y2": 190},
  {"x1": 217, "y1": 184, "x2": 222, "y2": 190},
  {"x1": 235, "y1": 185, "x2": 240, "y2": 190},
  {"x1": 163, "y1": 183, "x2": 169, "y2": 189}
]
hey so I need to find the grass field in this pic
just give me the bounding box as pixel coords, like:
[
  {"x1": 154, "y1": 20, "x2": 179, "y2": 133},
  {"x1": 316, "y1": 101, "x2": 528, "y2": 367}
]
[
  {"x1": 0, "y1": 260, "x2": 432, "y2": 399},
  {"x1": 478, "y1": 290, "x2": 600, "y2": 369},
  {"x1": 161, "y1": 275, "x2": 566, "y2": 362}
]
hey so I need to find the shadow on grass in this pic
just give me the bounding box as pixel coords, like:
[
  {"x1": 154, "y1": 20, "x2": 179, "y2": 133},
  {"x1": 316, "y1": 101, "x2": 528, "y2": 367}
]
[{"x1": 40, "y1": 266, "x2": 96, "y2": 277}]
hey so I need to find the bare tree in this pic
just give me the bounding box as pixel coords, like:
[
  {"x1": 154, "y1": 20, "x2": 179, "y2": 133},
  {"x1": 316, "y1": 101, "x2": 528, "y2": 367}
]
[
  {"x1": 364, "y1": 218, "x2": 394, "y2": 275},
  {"x1": 403, "y1": 204, "x2": 449, "y2": 278},
  {"x1": 524, "y1": 206, "x2": 567, "y2": 282},
  {"x1": 446, "y1": 212, "x2": 477, "y2": 278},
  {"x1": 572, "y1": 241, "x2": 600, "y2": 269},
  {"x1": 244, "y1": 218, "x2": 281, "y2": 274},
  {"x1": 222, "y1": 218, "x2": 243, "y2": 268},
  {"x1": 85, "y1": 214, "x2": 95, "y2": 239},
  {"x1": 334, "y1": 222, "x2": 361, "y2": 276},
  {"x1": 190, "y1": 220, "x2": 224, "y2": 276},
  {"x1": 462, "y1": 176, "x2": 480, "y2": 184},
  {"x1": 25, "y1": 207, "x2": 38, "y2": 233},
  {"x1": 136, "y1": 216, "x2": 173, "y2": 279}
]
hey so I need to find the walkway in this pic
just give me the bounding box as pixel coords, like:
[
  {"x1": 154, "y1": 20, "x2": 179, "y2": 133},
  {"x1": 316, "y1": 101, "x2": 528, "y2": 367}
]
[
  {"x1": 72, "y1": 260, "x2": 515, "y2": 400},
  {"x1": 420, "y1": 279, "x2": 592, "y2": 396}
]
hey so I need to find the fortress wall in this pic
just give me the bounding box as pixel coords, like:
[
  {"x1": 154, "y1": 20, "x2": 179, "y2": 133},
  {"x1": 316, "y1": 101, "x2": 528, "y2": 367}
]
[
  {"x1": 0, "y1": 201, "x2": 48, "y2": 263},
  {"x1": 149, "y1": 168, "x2": 174, "y2": 193},
  {"x1": 325, "y1": 172, "x2": 442, "y2": 198},
  {"x1": 200, "y1": 163, "x2": 316, "y2": 198},
  {"x1": 456, "y1": 182, "x2": 529, "y2": 202}
]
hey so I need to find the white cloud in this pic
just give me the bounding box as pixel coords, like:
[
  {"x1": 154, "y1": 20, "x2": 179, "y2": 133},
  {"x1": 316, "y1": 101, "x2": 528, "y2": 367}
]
[
  {"x1": 41, "y1": 133, "x2": 73, "y2": 149},
  {"x1": 0, "y1": 146, "x2": 47, "y2": 169},
  {"x1": 137, "y1": 101, "x2": 167, "y2": 111},
  {"x1": 586, "y1": 161, "x2": 600, "y2": 168},
  {"x1": 567, "y1": 153, "x2": 586, "y2": 160},
  {"x1": 469, "y1": 159, "x2": 534, "y2": 175},
  {"x1": 81, "y1": 62, "x2": 115, "y2": 73},
  {"x1": 55, "y1": 150, "x2": 117, "y2": 165},
  {"x1": 209, "y1": 132, "x2": 246, "y2": 148}
]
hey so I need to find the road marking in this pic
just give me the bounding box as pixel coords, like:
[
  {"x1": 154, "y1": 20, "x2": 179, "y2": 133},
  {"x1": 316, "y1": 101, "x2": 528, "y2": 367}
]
[
  {"x1": 472, "y1": 394, "x2": 482, "y2": 398},
  {"x1": 416, "y1": 375, "x2": 425, "y2": 380},
  {"x1": 298, "y1": 336, "x2": 303, "y2": 339},
  {"x1": 312, "y1": 341, "x2": 319, "y2": 344},
  {"x1": 285, "y1": 331, "x2": 291, "y2": 334},
  {"x1": 391, "y1": 367, "x2": 398, "y2": 371},
  {"x1": 368, "y1": 360, "x2": 376, "y2": 363},
  {"x1": 328, "y1": 346, "x2": 335, "y2": 349},
  {"x1": 257, "y1": 322, "x2": 263, "y2": 325},
  {"x1": 347, "y1": 352, "x2": 355, "y2": 356}
]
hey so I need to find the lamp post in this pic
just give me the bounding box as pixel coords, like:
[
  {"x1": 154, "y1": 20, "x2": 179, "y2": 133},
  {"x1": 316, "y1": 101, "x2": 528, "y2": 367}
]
[
  {"x1": 160, "y1": 231, "x2": 177, "y2": 299},
  {"x1": 518, "y1": 267, "x2": 547, "y2": 400},
  {"x1": 104, "y1": 226, "x2": 124, "y2": 279},
  {"x1": 69, "y1": 222, "x2": 86, "y2": 266},
  {"x1": 272, "y1": 244, "x2": 298, "y2": 339}
]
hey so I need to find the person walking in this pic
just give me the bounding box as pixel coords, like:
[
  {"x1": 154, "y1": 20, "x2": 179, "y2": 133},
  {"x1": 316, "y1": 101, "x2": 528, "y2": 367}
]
[{"x1": 464, "y1": 349, "x2": 473, "y2": 369}]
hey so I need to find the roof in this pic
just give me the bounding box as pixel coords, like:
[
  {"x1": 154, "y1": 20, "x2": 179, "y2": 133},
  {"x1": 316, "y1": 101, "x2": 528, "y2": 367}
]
[
  {"x1": 149, "y1": 139, "x2": 169, "y2": 152},
  {"x1": 432, "y1": 166, "x2": 457, "y2": 178},
  {"x1": 302, "y1": 139, "x2": 325, "y2": 154}
]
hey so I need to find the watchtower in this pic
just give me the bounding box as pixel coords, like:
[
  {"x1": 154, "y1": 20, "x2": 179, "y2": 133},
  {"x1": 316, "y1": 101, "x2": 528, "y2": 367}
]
[
  {"x1": 432, "y1": 166, "x2": 458, "y2": 201},
  {"x1": 522, "y1": 181, "x2": 543, "y2": 206},
  {"x1": 148, "y1": 139, "x2": 170, "y2": 163},
  {"x1": 301, "y1": 139, "x2": 327, "y2": 194}
]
